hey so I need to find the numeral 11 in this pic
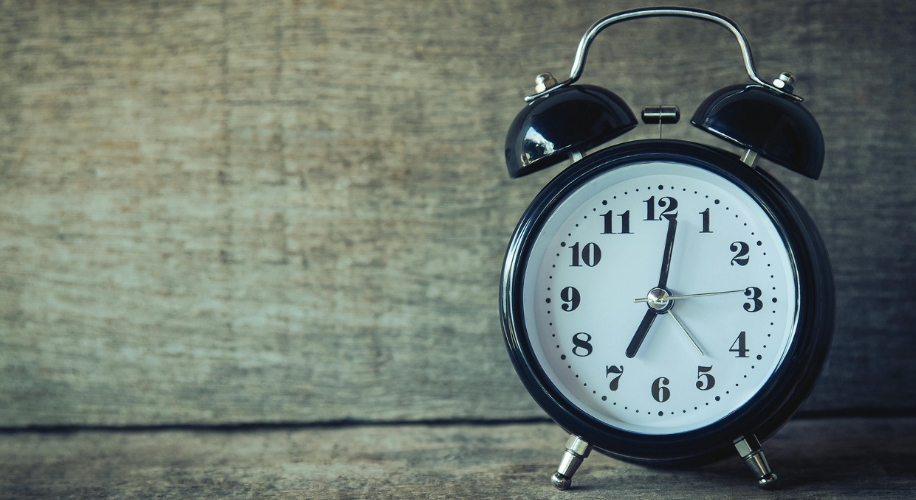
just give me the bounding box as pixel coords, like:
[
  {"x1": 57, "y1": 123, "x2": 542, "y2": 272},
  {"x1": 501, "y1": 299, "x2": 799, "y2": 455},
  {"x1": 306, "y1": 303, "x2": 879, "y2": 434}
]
[{"x1": 602, "y1": 210, "x2": 632, "y2": 234}]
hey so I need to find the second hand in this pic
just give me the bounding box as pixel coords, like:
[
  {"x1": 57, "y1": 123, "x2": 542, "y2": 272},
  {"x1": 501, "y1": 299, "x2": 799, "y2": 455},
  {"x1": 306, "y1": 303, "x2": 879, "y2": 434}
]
[{"x1": 634, "y1": 288, "x2": 745, "y2": 303}]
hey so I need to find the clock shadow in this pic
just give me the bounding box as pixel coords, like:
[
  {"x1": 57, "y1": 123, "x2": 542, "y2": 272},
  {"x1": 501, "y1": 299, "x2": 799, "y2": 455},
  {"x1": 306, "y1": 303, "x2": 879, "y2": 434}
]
[
  {"x1": 574, "y1": 418, "x2": 916, "y2": 494},
  {"x1": 698, "y1": 417, "x2": 916, "y2": 491}
]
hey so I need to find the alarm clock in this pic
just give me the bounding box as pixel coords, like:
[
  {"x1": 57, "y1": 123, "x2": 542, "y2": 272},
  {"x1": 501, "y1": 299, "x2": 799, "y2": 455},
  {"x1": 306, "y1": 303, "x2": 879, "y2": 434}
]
[{"x1": 500, "y1": 7, "x2": 834, "y2": 490}]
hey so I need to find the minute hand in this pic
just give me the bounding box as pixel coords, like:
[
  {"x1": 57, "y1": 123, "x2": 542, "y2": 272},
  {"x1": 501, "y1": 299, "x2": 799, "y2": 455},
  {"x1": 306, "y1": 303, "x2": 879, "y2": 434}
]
[
  {"x1": 657, "y1": 215, "x2": 677, "y2": 288},
  {"x1": 634, "y1": 289, "x2": 746, "y2": 303}
]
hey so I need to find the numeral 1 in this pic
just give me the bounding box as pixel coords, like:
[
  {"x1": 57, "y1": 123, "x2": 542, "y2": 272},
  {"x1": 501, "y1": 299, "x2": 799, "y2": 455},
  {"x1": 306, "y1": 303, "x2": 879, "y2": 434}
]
[{"x1": 699, "y1": 208, "x2": 712, "y2": 233}]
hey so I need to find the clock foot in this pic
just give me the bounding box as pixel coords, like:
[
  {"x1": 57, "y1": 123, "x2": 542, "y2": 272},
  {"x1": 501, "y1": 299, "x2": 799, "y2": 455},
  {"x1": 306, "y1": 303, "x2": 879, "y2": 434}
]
[
  {"x1": 552, "y1": 435, "x2": 592, "y2": 490},
  {"x1": 734, "y1": 435, "x2": 779, "y2": 489}
]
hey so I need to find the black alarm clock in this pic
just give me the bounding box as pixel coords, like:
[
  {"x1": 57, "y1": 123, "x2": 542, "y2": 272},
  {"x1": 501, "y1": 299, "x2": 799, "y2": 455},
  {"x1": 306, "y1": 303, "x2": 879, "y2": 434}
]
[{"x1": 500, "y1": 7, "x2": 834, "y2": 490}]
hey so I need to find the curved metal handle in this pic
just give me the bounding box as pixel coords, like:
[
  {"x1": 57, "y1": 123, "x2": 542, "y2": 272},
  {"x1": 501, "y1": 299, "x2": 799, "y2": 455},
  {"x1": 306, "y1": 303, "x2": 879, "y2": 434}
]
[{"x1": 524, "y1": 7, "x2": 801, "y2": 102}]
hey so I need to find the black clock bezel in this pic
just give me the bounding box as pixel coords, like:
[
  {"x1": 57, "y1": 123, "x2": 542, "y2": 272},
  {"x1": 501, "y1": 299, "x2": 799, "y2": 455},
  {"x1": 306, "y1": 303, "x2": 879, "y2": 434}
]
[{"x1": 500, "y1": 139, "x2": 834, "y2": 465}]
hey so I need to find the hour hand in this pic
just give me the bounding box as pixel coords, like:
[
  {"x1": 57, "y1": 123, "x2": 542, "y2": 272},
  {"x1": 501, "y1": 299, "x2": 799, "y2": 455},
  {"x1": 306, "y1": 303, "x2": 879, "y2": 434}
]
[{"x1": 625, "y1": 309, "x2": 658, "y2": 358}]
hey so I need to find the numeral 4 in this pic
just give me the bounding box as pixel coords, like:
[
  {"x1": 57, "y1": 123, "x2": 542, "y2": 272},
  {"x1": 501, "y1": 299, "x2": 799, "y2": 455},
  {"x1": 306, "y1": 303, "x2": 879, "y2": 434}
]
[{"x1": 730, "y1": 331, "x2": 749, "y2": 358}]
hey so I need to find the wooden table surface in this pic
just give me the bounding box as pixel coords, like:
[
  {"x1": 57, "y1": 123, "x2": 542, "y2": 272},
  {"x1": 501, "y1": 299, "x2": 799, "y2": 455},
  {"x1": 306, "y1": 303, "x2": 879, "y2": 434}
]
[{"x1": 3, "y1": 416, "x2": 915, "y2": 499}]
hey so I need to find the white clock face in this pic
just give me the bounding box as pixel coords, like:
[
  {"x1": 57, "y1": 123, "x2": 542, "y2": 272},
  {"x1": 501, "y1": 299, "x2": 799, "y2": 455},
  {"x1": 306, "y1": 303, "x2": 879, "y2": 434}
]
[{"x1": 521, "y1": 160, "x2": 799, "y2": 435}]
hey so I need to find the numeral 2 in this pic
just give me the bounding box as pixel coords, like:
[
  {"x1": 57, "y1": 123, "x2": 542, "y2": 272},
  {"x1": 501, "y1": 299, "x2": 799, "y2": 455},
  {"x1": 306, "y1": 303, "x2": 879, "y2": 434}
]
[{"x1": 730, "y1": 241, "x2": 749, "y2": 266}]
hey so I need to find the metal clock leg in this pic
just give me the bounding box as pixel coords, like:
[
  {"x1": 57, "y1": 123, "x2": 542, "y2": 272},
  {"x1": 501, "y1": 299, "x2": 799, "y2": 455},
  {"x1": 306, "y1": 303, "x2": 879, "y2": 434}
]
[
  {"x1": 552, "y1": 435, "x2": 592, "y2": 490},
  {"x1": 734, "y1": 435, "x2": 778, "y2": 488}
]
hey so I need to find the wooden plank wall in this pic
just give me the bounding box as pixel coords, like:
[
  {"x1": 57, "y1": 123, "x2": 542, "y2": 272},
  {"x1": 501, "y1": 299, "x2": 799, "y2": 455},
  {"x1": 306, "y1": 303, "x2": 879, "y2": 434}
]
[{"x1": 0, "y1": 0, "x2": 913, "y2": 428}]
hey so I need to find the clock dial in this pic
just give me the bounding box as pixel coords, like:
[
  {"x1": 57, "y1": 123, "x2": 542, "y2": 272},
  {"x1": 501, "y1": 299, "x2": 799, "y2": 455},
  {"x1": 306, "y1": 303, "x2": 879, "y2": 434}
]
[{"x1": 520, "y1": 160, "x2": 799, "y2": 435}]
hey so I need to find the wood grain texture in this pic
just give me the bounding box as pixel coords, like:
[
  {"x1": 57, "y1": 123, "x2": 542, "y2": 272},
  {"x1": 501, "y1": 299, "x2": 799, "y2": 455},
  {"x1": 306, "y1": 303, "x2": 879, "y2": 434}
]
[
  {"x1": 0, "y1": 0, "x2": 914, "y2": 426},
  {"x1": 2, "y1": 417, "x2": 915, "y2": 499}
]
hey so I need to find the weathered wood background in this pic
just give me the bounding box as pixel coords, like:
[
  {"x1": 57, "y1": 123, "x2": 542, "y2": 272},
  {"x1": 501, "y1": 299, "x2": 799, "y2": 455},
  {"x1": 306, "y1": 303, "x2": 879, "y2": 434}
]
[{"x1": 0, "y1": 0, "x2": 914, "y2": 431}]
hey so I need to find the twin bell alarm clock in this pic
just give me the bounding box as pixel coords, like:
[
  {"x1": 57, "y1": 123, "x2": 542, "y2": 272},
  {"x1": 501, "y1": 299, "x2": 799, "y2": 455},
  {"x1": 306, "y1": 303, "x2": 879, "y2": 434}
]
[{"x1": 499, "y1": 7, "x2": 834, "y2": 490}]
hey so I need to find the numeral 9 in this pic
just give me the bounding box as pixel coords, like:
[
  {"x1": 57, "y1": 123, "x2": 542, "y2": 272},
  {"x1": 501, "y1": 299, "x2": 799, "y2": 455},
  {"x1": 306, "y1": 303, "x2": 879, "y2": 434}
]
[{"x1": 560, "y1": 286, "x2": 580, "y2": 312}]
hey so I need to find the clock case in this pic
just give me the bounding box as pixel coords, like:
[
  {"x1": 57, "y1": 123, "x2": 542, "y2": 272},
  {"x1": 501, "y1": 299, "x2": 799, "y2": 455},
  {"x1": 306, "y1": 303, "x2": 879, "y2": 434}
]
[{"x1": 500, "y1": 139, "x2": 835, "y2": 465}]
